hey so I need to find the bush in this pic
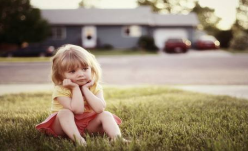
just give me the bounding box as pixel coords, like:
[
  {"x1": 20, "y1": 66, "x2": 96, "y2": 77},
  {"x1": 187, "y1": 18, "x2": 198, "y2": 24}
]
[
  {"x1": 101, "y1": 44, "x2": 113, "y2": 50},
  {"x1": 137, "y1": 36, "x2": 158, "y2": 52},
  {"x1": 230, "y1": 31, "x2": 248, "y2": 50}
]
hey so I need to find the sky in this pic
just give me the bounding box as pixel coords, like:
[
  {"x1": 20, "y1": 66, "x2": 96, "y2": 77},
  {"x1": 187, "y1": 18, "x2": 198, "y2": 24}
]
[{"x1": 30, "y1": 0, "x2": 239, "y2": 30}]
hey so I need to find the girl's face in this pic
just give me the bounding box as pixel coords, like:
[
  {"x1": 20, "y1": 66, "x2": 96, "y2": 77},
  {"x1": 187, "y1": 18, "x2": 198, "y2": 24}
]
[{"x1": 63, "y1": 66, "x2": 92, "y2": 86}]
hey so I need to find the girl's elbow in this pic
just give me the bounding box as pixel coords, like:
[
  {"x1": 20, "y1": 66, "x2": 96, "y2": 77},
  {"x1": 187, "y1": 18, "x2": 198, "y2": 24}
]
[{"x1": 95, "y1": 107, "x2": 105, "y2": 114}]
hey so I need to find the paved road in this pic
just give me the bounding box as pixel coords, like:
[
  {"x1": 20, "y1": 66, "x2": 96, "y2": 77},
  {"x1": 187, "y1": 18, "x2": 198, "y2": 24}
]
[
  {"x1": 1, "y1": 50, "x2": 248, "y2": 85},
  {"x1": 0, "y1": 50, "x2": 248, "y2": 99}
]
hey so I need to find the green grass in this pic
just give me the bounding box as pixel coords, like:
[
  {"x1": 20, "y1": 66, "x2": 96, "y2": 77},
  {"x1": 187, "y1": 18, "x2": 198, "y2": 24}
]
[
  {"x1": 0, "y1": 86, "x2": 248, "y2": 151},
  {"x1": 0, "y1": 57, "x2": 51, "y2": 62}
]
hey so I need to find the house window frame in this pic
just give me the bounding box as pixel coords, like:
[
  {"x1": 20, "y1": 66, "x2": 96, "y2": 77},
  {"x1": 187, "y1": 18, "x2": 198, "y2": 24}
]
[
  {"x1": 51, "y1": 27, "x2": 66, "y2": 40},
  {"x1": 122, "y1": 25, "x2": 142, "y2": 37}
]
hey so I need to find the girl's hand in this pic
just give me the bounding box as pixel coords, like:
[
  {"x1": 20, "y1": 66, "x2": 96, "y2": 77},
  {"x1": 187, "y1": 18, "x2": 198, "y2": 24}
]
[
  {"x1": 63, "y1": 79, "x2": 79, "y2": 89},
  {"x1": 82, "y1": 80, "x2": 94, "y2": 89}
]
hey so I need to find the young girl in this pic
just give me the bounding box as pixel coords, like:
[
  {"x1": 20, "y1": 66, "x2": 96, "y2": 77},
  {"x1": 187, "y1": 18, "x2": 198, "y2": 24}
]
[{"x1": 36, "y1": 44, "x2": 125, "y2": 146}]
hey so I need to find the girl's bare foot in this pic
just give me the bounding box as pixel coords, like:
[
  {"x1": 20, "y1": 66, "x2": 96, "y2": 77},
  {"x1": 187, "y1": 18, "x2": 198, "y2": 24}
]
[{"x1": 76, "y1": 137, "x2": 87, "y2": 146}]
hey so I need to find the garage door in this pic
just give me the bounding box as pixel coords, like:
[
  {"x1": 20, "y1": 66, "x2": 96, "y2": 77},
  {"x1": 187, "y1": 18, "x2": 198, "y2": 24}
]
[{"x1": 153, "y1": 28, "x2": 188, "y2": 49}]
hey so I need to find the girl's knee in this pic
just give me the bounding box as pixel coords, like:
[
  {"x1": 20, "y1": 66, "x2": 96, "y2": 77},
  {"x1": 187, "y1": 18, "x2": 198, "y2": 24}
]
[{"x1": 57, "y1": 109, "x2": 74, "y2": 119}]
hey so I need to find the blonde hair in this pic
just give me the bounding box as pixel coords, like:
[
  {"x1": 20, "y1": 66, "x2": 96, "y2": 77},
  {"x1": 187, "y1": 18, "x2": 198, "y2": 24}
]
[{"x1": 51, "y1": 44, "x2": 102, "y2": 87}]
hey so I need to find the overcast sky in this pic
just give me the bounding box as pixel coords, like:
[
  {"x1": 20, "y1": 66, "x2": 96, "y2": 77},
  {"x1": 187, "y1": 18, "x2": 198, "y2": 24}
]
[{"x1": 30, "y1": 0, "x2": 239, "y2": 30}]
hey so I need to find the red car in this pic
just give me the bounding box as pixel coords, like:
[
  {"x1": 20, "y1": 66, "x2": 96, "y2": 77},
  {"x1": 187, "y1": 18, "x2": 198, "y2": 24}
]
[
  {"x1": 195, "y1": 36, "x2": 220, "y2": 50},
  {"x1": 164, "y1": 38, "x2": 191, "y2": 53}
]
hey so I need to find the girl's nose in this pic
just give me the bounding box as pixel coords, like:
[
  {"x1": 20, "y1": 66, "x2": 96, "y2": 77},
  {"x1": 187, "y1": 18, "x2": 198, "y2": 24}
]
[{"x1": 77, "y1": 70, "x2": 84, "y2": 76}]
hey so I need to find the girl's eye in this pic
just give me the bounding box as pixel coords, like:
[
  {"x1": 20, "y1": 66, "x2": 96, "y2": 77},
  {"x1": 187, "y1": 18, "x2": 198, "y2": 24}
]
[
  {"x1": 83, "y1": 67, "x2": 88, "y2": 71},
  {"x1": 69, "y1": 70, "x2": 75, "y2": 73}
]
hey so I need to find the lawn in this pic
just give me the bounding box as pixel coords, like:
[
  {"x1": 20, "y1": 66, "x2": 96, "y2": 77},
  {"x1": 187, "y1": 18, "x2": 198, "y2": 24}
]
[
  {"x1": 0, "y1": 86, "x2": 248, "y2": 151},
  {"x1": 0, "y1": 57, "x2": 51, "y2": 62}
]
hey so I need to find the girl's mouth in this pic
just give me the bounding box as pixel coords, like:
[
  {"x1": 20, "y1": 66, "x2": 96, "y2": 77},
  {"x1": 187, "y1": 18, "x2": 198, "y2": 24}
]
[{"x1": 77, "y1": 79, "x2": 86, "y2": 82}]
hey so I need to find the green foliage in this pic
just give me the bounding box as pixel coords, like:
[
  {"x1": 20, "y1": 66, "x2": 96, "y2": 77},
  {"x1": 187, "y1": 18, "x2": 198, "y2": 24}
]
[
  {"x1": 230, "y1": 30, "x2": 248, "y2": 50},
  {"x1": 191, "y1": 2, "x2": 221, "y2": 35},
  {"x1": 137, "y1": 1, "x2": 222, "y2": 37},
  {"x1": 235, "y1": 0, "x2": 248, "y2": 30},
  {"x1": 137, "y1": 0, "x2": 196, "y2": 13},
  {"x1": 138, "y1": 36, "x2": 158, "y2": 52},
  {"x1": 1, "y1": 86, "x2": 248, "y2": 150},
  {"x1": 0, "y1": 0, "x2": 51, "y2": 45},
  {"x1": 100, "y1": 44, "x2": 114, "y2": 50},
  {"x1": 78, "y1": 0, "x2": 100, "y2": 8}
]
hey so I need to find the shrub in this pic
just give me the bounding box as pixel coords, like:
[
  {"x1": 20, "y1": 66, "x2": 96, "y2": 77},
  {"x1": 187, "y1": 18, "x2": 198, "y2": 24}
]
[
  {"x1": 101, "y1": 44, "x2": 113, "y2": 50},
  {"x1": 137, "y1": 36, "x2": 158, "y2": 52},
  {"x1": 230, "y1": 31, "x2": 248, "y2": 50}
]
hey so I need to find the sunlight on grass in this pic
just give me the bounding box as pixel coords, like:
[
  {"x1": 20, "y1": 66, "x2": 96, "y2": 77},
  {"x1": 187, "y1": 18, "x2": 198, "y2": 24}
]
[{"x1": 0, "y1": 86, "x2": 248, "y2": 151}]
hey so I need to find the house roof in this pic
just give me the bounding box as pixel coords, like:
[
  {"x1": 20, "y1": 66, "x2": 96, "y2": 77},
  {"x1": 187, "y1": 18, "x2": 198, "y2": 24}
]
[
  {"x1": 152, "y1": 13, "x2": 199, "y2": 26},
  {"x1": 41, "y1": 7, "x2": 199, "y2": 26}
]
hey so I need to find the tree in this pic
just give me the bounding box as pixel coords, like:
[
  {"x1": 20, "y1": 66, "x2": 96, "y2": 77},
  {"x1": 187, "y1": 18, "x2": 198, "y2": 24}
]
[
  {"x1": 137, "y1": 0, "x2": 196, "y2": 13},
  {"x1": 0, "y1": 0, "x2": 50, "y2": 46},
  {"x1": 137, "y1": 0, "x2": 221, "y2": 35},
  {"x1": 229, "y1": 0, "x2": 248, "y2": 50},
  {"x1": 79, "y1": 0, "x2": 101, "y2": 8},
  {"x1": 191, "y1": 2, "x2": 221, "y2": 35},
  {"x1": 235, "y1": 0, "x2": 248, "y2": 30}
]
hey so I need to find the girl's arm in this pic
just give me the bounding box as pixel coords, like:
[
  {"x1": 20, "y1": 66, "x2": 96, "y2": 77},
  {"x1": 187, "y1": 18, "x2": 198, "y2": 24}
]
[
  {"x1": 82, "y1": 81, "x2": 106, "y2": 113},
  {"x1": 56, "y1": 79, "x2": 85, "y2": 114}
]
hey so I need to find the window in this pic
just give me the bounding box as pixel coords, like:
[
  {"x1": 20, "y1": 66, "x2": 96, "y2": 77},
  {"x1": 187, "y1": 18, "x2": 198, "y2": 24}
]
[
  {"x1": 52, "y1": 27, "x2": 66, "y2": 40},
  {"x1": 122, "y1": 25, "x2": 141, "y2": 37}
]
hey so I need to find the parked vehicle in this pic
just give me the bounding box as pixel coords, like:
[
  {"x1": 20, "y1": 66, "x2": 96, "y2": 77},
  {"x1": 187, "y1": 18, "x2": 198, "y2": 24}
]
[
  {"x1": 195, "y1": 36, "x2": 220, "y2": 50},
  {"x1": 1, "y1": 45, "x2": 55, "y2": 57},
  {"x1": 164, "y1": 38, "x2": 191, "y2": 53}
]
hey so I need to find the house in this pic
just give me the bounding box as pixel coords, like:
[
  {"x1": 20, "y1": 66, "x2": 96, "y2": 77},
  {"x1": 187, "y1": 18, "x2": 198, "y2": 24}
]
[{"x1": 41, "y1": 6, "x2": 199, "y2": 50}]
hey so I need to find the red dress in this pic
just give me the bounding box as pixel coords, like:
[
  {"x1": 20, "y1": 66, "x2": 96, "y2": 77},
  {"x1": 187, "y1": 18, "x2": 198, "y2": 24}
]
[{"x1": 36, "y1": 111, "x2": 122, "y2": 137}]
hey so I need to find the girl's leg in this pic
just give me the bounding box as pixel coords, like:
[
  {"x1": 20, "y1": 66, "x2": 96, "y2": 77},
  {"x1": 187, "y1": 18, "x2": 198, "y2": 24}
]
[
  {"x1": 86, "y1": 111, "x2": 121, "y2": 139},
  {"x1": 52, "y1": 109, "x2": 86, "y2": 145}
]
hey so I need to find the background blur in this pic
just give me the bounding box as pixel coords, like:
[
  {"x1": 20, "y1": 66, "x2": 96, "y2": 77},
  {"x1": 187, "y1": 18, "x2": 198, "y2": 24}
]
[{"x1": 0, "y1": 0, "x2": 248, "y2": 54}]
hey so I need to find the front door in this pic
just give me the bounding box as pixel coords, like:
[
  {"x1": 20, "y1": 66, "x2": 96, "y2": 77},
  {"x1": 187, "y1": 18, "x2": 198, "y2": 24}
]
[{"x1": 82, "y1": 26, "x2": 97, "y2": 48}]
